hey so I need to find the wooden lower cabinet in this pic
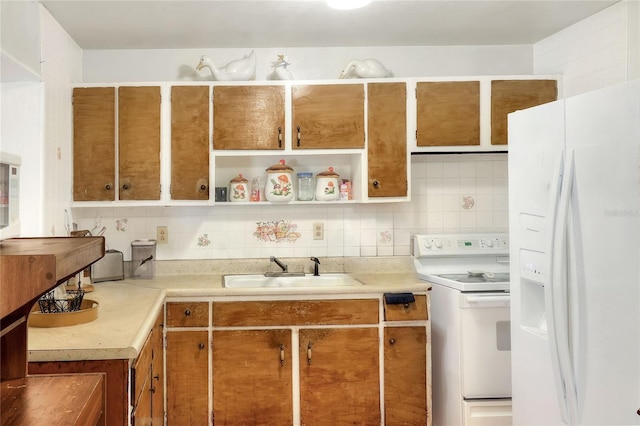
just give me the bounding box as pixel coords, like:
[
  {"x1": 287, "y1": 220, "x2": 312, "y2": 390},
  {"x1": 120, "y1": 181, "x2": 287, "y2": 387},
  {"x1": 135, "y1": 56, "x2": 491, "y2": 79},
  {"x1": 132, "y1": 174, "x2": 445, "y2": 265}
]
[
  {"x1": 166, "y1": 330, "x2": 209, "y2": 425},
  {"x1": 299, "y1": 327, "x2": 380, "y2": 425},
  {"x1": 212, "y1": 329, "x2": 293, "y2": 424}
]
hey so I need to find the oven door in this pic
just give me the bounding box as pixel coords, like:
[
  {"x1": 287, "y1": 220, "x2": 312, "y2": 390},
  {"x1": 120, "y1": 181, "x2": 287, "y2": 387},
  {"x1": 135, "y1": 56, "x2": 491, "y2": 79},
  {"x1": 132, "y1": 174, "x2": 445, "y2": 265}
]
[{"x1": 459, "y1": 292, "x2": 511, "y2": 398}]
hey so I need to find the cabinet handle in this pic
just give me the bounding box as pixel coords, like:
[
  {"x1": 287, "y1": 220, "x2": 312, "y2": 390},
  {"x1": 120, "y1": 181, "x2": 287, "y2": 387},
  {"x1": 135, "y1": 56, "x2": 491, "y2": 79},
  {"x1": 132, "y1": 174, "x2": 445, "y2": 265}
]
[
  {"x1": 278, "y1": 127, "x2": 282, "y2": 148},
  {"x1": 105, "y1": 184, "x2": 112, "y2": 190},
  {"x1": 153, "y1": 374, "x2": 160, "y2": 380},
  {"x1": 199, "y1": 343, "x2": 205, "y2": 350},
  {"x1": 184, "y1": 309, "x2": 191, "y2": 316},
  {"x1": 150, "y1": 386, "x2": 156, "y2": 394},
  {"x1": 122, "y1": 184, "x2": 129, "y2": 190},
  {"x1": 280, "y1": 344, "x2": 285, "y2": 366},
  {"x1": 296, "y1": 125, "x2": 301, "y2": 147},
  {"x1": 389, "y1": 338, "x2": 396, "y2": 345},
  {"x1": 306, "y1": 342, "x2": 312, "y2": 365},
  {"x1": 372, "y1": 180, "x2": 380, "y2": 188}
]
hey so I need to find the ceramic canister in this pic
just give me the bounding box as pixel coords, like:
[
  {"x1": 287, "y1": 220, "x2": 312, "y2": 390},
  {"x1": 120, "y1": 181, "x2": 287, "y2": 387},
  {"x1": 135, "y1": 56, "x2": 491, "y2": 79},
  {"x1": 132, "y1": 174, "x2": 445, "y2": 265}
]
[
  {"x1": 315, "y1": 167, "x2": 340, "y2": 201},
  {"x1": 265, "y1": 160, "x2": 294, "y2": 202},
  {"x1": 229, "y1": 174, "x2": 249, "y2": 202}
]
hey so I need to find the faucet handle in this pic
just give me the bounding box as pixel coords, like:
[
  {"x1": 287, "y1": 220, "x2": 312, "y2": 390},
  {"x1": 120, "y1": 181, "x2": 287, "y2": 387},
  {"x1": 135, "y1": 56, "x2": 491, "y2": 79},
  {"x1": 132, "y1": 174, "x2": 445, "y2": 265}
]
[{"x1": 310, "y1": 257, "x2": 320, "y2": 276}]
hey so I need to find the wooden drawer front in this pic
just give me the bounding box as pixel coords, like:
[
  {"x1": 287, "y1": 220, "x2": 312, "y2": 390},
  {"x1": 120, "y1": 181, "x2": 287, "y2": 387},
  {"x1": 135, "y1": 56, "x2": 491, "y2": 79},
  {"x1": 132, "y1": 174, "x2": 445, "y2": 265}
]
[
  {"x1": 213, "y1": 299, "x2": 379, "y2": 327},
  {"x1": 384, "y1": 295, "x2": 428, "y2": 321},
  {"x1": 131, "y1": 331, "x2": 152, "y2": 407},
  {"x1": 166, "y1": 302, "x2": 209, "y2": 327}
]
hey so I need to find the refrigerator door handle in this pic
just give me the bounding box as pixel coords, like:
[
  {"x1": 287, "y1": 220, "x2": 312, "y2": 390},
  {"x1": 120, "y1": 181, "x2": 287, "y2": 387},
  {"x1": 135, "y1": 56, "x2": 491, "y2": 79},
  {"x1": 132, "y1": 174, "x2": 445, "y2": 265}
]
[{"x1": 549, "y1": 149, "x2": 579, "y2": 424}]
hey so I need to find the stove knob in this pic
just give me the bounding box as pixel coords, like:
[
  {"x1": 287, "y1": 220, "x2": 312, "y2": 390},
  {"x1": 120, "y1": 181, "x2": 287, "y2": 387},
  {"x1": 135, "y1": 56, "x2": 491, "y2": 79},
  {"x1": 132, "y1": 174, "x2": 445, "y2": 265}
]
[
  {"x1": 483, "y1": 239, "x2": 494, "y2": 248},
  {"x1": 433, "y1": 239, "x2": 442, "y2": 249},
  {"x1": 423, "y1": 239, "x2": 432, "y2": 249}
]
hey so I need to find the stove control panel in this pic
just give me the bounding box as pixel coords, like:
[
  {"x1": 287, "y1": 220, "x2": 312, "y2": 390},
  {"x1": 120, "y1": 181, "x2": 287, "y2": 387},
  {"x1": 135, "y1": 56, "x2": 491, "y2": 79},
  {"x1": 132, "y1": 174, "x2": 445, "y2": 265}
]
[{"x1": 413, "y1": 233, "x2": 509, "y2": 257}]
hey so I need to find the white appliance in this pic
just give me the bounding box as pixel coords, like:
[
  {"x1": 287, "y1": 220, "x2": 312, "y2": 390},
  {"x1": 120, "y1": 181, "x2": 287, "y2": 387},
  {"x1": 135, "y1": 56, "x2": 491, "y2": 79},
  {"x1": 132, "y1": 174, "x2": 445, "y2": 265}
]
[
  {"x1": 508, "y1": 79, "x2": 640, "y2": 425},
  {"x1": 413, "y1": 233, "x2": 512, "y2": 426},
  {"x1": 0, "y1": 152, "x2": 21, "y2": 240}
]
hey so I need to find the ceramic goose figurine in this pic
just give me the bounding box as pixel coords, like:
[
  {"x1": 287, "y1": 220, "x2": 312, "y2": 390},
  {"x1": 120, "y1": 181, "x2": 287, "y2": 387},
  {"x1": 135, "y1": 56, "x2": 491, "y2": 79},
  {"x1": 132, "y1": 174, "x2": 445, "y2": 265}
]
[
  {"x1": 339, "y1": 58, "x2": 393, "y2": 79},
  {"x1": 196, "y1": 50, "x2": 256, "y2": 81},
  {"x1": 271, "y1": 54, "x2": 294, "y2": 80}
]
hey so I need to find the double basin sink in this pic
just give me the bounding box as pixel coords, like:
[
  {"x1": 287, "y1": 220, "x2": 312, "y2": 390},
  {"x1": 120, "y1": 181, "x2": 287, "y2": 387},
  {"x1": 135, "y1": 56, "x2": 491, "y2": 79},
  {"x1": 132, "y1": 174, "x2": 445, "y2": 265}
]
[{"x1": 223, "y1": 273, "x2": 363, "y2": 288}]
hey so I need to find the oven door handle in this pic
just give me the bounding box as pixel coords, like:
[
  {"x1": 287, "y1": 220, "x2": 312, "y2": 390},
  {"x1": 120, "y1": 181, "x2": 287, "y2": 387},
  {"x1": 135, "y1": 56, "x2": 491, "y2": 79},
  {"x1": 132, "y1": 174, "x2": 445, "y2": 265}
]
[{"x1": 462, "y1": 295, "x2": 510, "y2": 307}]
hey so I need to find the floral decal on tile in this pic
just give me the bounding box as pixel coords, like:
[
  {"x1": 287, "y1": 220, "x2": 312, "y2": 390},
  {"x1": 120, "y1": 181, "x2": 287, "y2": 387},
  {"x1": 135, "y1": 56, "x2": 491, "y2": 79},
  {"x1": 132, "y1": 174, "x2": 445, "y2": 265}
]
[
  {"x1": 379, "y1": 230, "x2": 393, "y2": 245},
  {"x1": 254, "y1": 220, "x2": 301, "y2": 243},
  {"x1": 197, "y1": 234, "x2": 211, "y2": 247},
  {"x1": 462, "y1": 196, "x2": 475, "y2": 210},
  {"x1": 116, "y1": 218, "x2": 128, "y2": 232}
]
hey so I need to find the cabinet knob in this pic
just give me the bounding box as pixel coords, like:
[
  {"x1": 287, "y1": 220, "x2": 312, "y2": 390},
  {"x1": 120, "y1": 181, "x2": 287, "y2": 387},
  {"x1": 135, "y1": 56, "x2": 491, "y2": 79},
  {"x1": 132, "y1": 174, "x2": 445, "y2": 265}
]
[
  {"x1": 199, "y1": 343, "x2": 205, "y2": 350},
  {"x1": 150, "y1": 386, "x2": 156, "y2": 394},
  {"x1": 372, "y1": 180, "x2": 380, "y2": 188},
  {"x1": 122, "y1": 184, "x2": 129, "y2": 190},
  {"x1": 184, "y1": 309, "x2": 191, "y2": 316},
  {"x1": 389, "y1": 338, "x2": 396, "y2": 345},
  {"x1": 637, "y1": 408, "x2": 640, "y2": 416},
  {"x1": 105, "y1": 184, "x2": 112, "y2": 190},
  {"x1": 200, "y1": 184, "x2": 207, "y2": 191}
]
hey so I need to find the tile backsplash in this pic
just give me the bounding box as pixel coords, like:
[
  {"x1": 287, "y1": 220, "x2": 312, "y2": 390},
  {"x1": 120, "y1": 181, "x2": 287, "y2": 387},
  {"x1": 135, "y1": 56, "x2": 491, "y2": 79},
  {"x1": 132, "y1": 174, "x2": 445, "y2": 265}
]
[{"x1": 72, "y1": 154, "x2": 508, "y2": 261}]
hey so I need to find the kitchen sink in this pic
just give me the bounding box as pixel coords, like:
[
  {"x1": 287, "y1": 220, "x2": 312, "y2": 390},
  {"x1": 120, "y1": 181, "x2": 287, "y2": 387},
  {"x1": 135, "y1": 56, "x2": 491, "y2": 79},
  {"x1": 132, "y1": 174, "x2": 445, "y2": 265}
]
[{"x1": 223, "y1": 274, "x2": 363, "y2": 288}]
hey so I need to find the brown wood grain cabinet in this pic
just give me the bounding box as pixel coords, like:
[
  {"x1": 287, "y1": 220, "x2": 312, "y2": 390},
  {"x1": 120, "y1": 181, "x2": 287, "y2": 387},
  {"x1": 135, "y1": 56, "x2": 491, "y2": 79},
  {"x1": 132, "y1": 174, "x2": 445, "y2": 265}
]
[
  {"x1": 491, "y1": 79, "x2": 558, "y2": 145},
  {"x1": 416, "y1": 81, "x2": 481, "y2": 147},
  {"x1": 171, "y1": 85, "x2": 210, "y2": 200},
  {"x1": 292, "y1": 83, "x2": 365, "y2": 149},
  {"x1": 367, "y1": 82, "x2": 408, "y2": 198},
  {"x1": 213, "y1": 85, "x2": 285, "y2": 150},
  {"x1": 73, "y1": 85, "x2": 162, "y2": 202}
]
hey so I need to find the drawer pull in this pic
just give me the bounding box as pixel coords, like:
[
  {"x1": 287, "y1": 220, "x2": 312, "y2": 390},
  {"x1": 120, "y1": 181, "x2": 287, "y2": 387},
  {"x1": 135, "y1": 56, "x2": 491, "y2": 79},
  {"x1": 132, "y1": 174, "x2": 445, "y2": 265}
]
[
  {"x1": 307, "y1": 342, "x2": 313, "y2": 365},
  {"x1": 184, "y1": 309, "x2": 191, "y2": 316},
  {"x1": 122, "y1": 184, "x2": 129, "y2": 190},
  {"x1": 278, "y1": 127, "x2": 282, "y2": 148},
  {"x1": 280, "y1": 344, "x2": 285, "y2": 366},
  {"x1": 389, "y1": 338, "x2": 396, "y2": 345},
  {"x1": 105, "y1": 184, "x2": 112, "y2": 190},
  {"x1": 200, "y1": 184, "x2": 207, "y2": 191},
  {"x1": 199, "y1": 343, "x2": 205, "y2": 350}
]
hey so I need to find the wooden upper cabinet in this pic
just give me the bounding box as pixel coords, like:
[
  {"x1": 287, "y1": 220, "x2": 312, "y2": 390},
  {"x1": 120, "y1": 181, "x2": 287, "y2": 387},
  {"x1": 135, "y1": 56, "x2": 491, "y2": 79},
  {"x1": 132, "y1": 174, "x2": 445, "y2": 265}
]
[
  {"x1": 171, "y1": 86, "x2": 210, "y2": 200},
  {"x1": 73, "y1": 87, "x2": 116, "y2": 201},
  {"x1": 292, "y1": 84, "x2": 365, "y2": 149},
  {"x1": 118, "y1": 86, "x2": 161, "y2": 200},
  {"x1": 367, "y1": 82, "x2": 407, "y2": 198},
  {"x1": 491, "y1": 79, "x2": 557, "y2": 145},
  {"x1": 416, "y1": 81, "x2": 480, "y2": 147},
  {"x1": 213, "y1": 85, "x2": 285, "y2": 150}
]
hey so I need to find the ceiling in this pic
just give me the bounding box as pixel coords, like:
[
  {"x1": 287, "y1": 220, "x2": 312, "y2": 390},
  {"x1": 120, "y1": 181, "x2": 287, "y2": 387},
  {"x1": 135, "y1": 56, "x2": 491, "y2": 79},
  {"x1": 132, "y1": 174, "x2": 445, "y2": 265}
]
[{"x1": 40, "y1": 0, "x2": 619, "y2": 50}]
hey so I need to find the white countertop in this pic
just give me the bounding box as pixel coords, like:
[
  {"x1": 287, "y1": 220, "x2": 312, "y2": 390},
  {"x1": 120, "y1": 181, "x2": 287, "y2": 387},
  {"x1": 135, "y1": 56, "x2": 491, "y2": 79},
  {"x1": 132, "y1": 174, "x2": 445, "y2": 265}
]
[{"x1": 28, "y1": 272, "x2": 428, "y2": 363}]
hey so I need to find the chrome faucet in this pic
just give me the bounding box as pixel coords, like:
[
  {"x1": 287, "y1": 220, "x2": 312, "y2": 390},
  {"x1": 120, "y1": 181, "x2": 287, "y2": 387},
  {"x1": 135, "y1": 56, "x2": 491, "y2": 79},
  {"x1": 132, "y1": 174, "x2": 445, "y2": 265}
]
[{"x1": 270, "y1": 256, "x2": 288, "y2": 273}]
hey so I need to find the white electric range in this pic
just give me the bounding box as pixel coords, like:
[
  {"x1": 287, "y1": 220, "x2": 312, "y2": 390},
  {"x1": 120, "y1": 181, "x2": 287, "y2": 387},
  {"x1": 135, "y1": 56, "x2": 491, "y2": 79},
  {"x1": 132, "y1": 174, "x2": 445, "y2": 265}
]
[{"x1": 413, "y1": 233, "x2": 512, "y2": 426}]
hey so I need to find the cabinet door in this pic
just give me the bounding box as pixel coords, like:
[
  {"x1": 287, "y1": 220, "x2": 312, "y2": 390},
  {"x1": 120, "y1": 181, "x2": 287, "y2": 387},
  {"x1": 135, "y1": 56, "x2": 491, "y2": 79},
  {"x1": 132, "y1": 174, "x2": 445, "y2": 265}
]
[
  {"x1": 491, "y1": 79, "x2": 557, "y2": 145},
  {"x1": 212, "y1": 329, "x2": 293, "y2": 424},
  {"x1": 299, "y1": 327, "x2": 380, "y2": 424},
  {"x1": 292, "y1": 84, "x2": 365, "y2": 149},
  {"x1": 213, "y1": 85, "x2": 285, "y2": 150},
  {"x1": 151, "y1": 311, "x2": 164, "y2": 425},
  {"x1": 384, "y1": 326, "x2": 428, "y2": 425},
  {"x1": 73, "y1": 87, "x2": 116, "y2": 201},
  {"x1": 118, "y1": 86, "x2": 161, "y2": 200},
  {"x1": 132, "y1": 377, "x2": 152, "y2": 426},
  {"x1": 171, "y1": 86, "x2": 210, "y2": 200},
  {"x1": 416, "y1": 81, "x2": 480, "y2": 147},
  {"x1": 367, "y1": 82, "x2": 407, "y2": 197},
  {"x1": 166, "y1": 331, "x2": 208, "y2": 425}
]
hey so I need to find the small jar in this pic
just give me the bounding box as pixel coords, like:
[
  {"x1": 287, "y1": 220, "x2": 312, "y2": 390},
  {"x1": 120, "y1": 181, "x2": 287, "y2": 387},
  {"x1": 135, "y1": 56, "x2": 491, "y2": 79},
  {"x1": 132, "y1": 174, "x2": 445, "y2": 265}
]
[
  {"x1": 229, "y1": 174, "x2": 249, "y2": 202},
  {"x1": 297, "y1": 172, "x2": 314, "y2": 201},
  {"x1": 315, "y1": 167, "x2": 340, "y2": 201}
]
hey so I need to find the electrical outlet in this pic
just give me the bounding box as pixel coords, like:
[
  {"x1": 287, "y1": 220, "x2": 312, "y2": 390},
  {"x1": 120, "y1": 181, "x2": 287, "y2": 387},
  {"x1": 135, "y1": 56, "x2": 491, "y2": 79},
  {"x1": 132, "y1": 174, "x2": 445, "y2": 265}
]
[
  {"x1": 313, "y1": 222, "x2": 324, "y2": 240},
  {"x1": 157, "y1": 226, "x2": 168, "y2": 244}
]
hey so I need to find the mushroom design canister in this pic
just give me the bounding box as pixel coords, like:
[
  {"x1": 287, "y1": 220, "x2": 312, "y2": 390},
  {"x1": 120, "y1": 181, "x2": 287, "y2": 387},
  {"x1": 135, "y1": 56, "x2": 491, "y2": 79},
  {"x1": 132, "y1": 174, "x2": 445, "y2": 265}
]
[
  {"x1": 229, "y1": 174, "x2": 249, "y2": 202},
  {"x1": 265, "y1": 160, "x2": 294, "y2": 202},
  {"x1": 315, "y1": 167, "x2": 340, "y2": 201}
]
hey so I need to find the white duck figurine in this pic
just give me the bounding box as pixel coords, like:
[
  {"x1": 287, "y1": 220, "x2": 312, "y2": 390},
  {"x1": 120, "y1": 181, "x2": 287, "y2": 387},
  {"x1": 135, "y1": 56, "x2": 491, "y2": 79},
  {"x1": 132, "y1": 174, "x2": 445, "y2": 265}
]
[
  {"x1": 196, "y1": 50, "x2": 256, "y2": 81},
  {"x1": 271, "y1": 54, "x2": 294, "y2": 80},
  {"x1": 339, "y1": 58, "x2": 393, "y2": 79}
]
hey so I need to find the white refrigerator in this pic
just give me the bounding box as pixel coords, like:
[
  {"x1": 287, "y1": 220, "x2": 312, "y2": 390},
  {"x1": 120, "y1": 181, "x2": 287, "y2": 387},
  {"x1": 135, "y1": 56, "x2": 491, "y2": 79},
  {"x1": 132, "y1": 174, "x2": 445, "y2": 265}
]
[{"x1": 508, "y1": 79, "x2": 640, "y2": 425}]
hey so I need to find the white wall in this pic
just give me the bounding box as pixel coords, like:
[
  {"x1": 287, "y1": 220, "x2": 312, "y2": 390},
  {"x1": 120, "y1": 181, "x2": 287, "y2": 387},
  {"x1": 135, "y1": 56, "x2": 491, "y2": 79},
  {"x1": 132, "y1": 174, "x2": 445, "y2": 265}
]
[
  {"x1": 39, "y1": 5, "x2": 83, "y2": 236},
  {"x1": 534, "y1": 0, "x2": 639, "y2": 96},
  {"x1": 82, "y1": 45, "x2": 533, "y2": 82}
]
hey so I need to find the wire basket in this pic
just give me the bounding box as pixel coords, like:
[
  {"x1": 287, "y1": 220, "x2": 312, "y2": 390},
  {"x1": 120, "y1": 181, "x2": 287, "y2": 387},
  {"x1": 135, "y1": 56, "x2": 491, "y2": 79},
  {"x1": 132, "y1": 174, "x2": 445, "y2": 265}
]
[{"x1": 38, "y1": 289, "x2": 85, "y2": 313}]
